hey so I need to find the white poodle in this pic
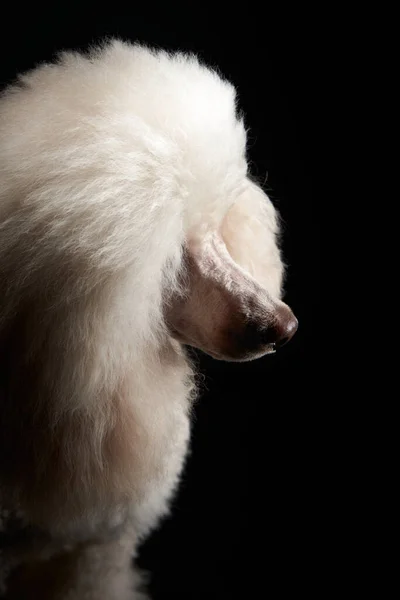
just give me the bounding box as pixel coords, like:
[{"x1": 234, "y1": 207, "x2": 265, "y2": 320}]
[{"x1": 0, "y1": 40, "x2": 297, "y2": 598}]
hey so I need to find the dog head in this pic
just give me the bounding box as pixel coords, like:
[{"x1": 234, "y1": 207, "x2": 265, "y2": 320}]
[{"x1": 0, "y1": 40, "x2": 297, "y2": 366}]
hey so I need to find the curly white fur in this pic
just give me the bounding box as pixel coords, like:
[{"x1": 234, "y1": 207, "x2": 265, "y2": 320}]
[{"x1": 0, "y1": 40, "x2": 295, "y2": 598}]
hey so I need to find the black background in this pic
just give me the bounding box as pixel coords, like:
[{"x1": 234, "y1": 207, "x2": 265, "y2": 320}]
[{"x1": 0, "y1": 5, "x2": 320, "y2": 599}]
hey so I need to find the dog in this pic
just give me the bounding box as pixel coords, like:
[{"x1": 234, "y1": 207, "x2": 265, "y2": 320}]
[{"x1": 0, "y1": 39, "x2": 297, "y2": 598}]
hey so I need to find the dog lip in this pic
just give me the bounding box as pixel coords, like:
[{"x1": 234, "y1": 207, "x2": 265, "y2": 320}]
[
  {"x1": 203, "y1": 342, "x2": 277, "y2": 362},
  {"x1": 265, "y1": 343, "x2": 276, "y2": 354}
]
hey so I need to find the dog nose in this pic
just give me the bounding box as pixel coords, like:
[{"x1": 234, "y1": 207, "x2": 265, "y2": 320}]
[
  {"x1": 258, "y1": 304, "x2": 298, "y2": 349},
  {"x1": 272, "y1": 304, "x2": 298, "y2": 348}
]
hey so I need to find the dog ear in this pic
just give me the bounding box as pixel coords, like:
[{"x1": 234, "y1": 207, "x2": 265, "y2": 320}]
[{"x1": 165, "y1": 233, "x2": 297, "y2": 361}]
